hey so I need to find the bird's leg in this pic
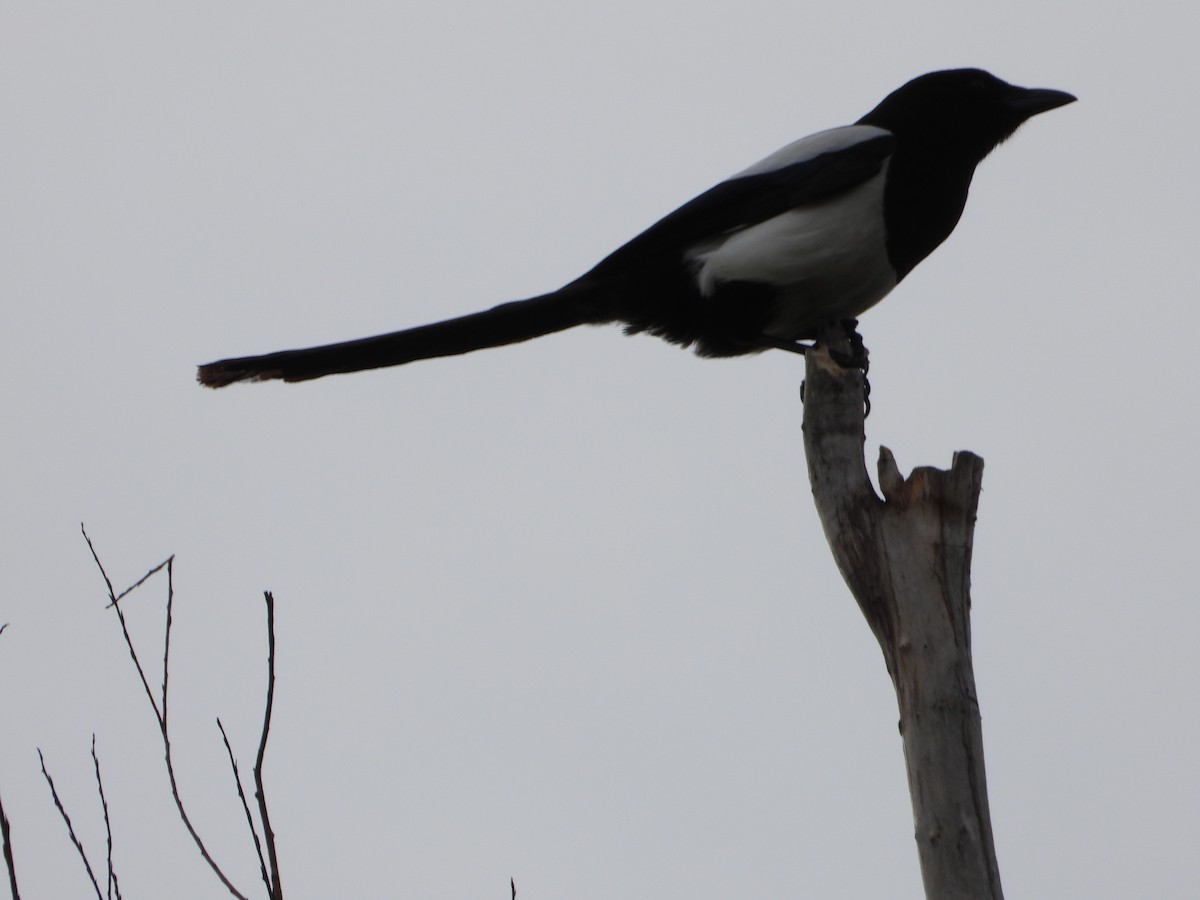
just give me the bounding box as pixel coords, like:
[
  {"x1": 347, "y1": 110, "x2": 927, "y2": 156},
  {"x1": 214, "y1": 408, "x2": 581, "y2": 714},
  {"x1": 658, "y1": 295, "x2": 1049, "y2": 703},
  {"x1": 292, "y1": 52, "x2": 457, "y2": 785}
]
[{"x1": 758, "y1": 320, "x2": 868, "y2": 368}]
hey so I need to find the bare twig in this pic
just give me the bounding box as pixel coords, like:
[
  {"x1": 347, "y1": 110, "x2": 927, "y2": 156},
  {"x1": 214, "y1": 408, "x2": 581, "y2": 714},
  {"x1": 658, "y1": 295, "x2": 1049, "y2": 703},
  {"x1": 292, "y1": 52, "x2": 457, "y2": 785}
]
[
  {"x1": 38, "y1": 748, "x2": 103, "y2": 900},
  {"x1": 161, "y1": 557, "x2": 174, "y2": 729},
  {"x1": 255, "y1": 592, "x2": 282, "y2": 900},
  {"x1": 81, "y1": 525, "x2": 165, "y2": 728},
  {"x1": 90, "y1": 736, "x2": 121, "y2": 900},
  {"x1": 1, "y1": 624, "x2": 20, "y2": 900},
  {"x1": 80, "y1": 524, "x2": 118, "y2": 601},
  {"x1": 1, "y1": 784, "x2": 20, "y2": 900},
  {"x1": 112, "y1": 560, "x2": 172, "y2": 608},
  {"x1": 81, "y1": 526, "x2": 250, "y2": 900},
  {"x1": 217, "y1": 718, "x2": 270, "y2": 896}
]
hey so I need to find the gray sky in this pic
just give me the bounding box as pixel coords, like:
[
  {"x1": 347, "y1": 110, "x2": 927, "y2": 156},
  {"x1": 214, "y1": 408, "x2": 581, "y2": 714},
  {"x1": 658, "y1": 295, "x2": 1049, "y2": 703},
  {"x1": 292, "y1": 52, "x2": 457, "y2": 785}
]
[{"x1": 1, "y1": 2, "x2": 1196, "y2": 898}]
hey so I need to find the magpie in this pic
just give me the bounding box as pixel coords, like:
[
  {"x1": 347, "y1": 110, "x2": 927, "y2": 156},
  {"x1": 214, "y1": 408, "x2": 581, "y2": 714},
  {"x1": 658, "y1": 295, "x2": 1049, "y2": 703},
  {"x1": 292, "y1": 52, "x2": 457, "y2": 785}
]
[{"x1": 197, "y1": 68, "x2": 1074, "y2": 388}]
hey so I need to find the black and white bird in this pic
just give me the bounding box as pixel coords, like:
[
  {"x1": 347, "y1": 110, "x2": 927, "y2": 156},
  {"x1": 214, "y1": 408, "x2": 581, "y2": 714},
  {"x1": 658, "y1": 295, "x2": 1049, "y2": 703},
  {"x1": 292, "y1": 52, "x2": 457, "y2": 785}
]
[{"x1": 198, "y1": 68, "x2": 1074, "y2": 388}]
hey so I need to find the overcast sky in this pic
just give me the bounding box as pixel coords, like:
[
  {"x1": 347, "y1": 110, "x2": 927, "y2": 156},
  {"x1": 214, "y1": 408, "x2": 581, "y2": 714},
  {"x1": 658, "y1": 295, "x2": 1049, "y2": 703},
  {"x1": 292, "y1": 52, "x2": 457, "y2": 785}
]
[{"x1": 2, "y1": 2, "x2": 1196, "y2": 898}]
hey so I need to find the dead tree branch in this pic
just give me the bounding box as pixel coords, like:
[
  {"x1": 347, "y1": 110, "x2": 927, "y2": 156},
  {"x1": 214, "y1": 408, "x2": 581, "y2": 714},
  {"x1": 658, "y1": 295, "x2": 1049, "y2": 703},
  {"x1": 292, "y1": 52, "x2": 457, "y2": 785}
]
[
  {"x1": 801, "y1": 321, "x2": 1000, "y2": 900},
  {"x1": 0, "y1": 623, "x2": 18, "y2": 900},
  {"x1": 90, "y1": 736, "x2": 121, "y2": 900},
  {"x1": 218, "y1": 718, "x2": 270, "y2": 895},
  {"x1": 1, "y1": 781, "x2": 19, "y2": 900},
  {"x1": 254, "y1": 592, "x2": 282, "y2": 900},
  {"x1": 38, "y1": 749, "x2": 104, "y2": 900},
  {"x1": 215, "y1": 592, "x2": 282, "y2": 900},
  {"x1": 81, "y1": 526, "x2": 254, "y2": 900}
]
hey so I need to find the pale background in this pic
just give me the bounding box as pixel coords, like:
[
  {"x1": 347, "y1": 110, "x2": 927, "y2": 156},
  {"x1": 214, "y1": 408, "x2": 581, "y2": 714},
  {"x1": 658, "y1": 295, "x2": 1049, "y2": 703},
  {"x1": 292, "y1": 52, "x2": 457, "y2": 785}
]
[{"x1": 1, "y1": 2, "x2": 1196, "y2": 898}]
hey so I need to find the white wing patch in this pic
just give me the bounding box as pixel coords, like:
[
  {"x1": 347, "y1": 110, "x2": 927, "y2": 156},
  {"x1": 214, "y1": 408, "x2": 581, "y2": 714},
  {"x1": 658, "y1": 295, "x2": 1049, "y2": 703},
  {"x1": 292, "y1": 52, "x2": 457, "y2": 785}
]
[
  {"x1": 688, "y1": 162, "x2": 898, "y2": 336},
  {"x1": 732, "y1": 124, "x2": 892, "y2": 178}
]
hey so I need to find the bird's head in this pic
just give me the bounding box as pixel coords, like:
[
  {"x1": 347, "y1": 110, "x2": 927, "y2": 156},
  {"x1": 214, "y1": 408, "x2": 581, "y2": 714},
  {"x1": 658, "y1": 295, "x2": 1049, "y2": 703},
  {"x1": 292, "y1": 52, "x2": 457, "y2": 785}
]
[{"x1": 859, "y1": 68, "x2": 1076, "y2": 163}]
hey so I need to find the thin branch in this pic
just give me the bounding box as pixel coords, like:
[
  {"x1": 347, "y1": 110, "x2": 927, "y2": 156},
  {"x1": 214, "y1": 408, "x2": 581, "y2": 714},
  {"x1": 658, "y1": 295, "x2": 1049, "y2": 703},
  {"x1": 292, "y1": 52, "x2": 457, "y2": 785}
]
[
  {"x1": 81, "y1": 524, "x2": 165, "y2": 728},
  {"x1": 217, "y1": 719, "x2": 270, "y2": 897},
  {"x1": 90, "y1": 736, "x2": 120, "y2": 900},
  {"x1": 0, "y1": 625, "x2": 18, "y2": 900},
  {"x1": 161, "y1": 557, "x2": 174, "y2": 730},
  {"x1": 112, "y1": 560, "x2": 171, "y2": 608},
  {"x1": 255, "y1": 592, "x2": 282, "y2": 900},
  {"x1": 38, "y1": 748, "x2": 103, "y2": 900},
  {"x1": 142, "y1": 632, "x2": 248, "y2": 897},
  {"x1": 1, "y1": 785, "x2": 19, "y2": 900},
  {"x1": 80, "y1": 524, "x2": 118, "y2": 604},
  {"x1": 81, "y1": 527, "x2": 249, "y2": 900}
]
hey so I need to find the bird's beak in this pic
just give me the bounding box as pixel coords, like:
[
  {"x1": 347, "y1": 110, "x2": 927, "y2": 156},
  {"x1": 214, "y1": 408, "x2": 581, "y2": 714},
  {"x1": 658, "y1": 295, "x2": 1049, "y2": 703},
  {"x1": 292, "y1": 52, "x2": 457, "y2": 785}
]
[{"x1": 1006, "y1": 86, "x2": 1077, "y2": 119}]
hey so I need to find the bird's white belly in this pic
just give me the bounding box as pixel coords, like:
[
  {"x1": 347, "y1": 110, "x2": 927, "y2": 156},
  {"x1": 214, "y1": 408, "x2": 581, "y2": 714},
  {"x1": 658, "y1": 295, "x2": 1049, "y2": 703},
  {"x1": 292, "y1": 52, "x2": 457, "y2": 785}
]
[{"x1": 688, "y1": 167, "x2": 897, "y2": 338}]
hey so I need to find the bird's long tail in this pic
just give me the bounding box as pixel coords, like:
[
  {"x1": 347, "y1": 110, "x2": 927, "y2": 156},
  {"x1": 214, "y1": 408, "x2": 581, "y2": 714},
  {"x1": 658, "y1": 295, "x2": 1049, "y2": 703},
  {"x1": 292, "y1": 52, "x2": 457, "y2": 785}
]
[{"x1": 197, "y1": 284, "x2": 609, "y2": 388}]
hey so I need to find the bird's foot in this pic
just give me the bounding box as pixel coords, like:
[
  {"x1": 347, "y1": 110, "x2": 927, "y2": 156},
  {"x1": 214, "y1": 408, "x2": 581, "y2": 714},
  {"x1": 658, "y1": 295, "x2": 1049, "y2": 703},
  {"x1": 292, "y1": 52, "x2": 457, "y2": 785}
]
[
  {"x1": 822, "y1": 319, "x2": 869, "y2": 373},
  {"x1": 800, "y1": 319, "x2": 872, "y2": 417}
]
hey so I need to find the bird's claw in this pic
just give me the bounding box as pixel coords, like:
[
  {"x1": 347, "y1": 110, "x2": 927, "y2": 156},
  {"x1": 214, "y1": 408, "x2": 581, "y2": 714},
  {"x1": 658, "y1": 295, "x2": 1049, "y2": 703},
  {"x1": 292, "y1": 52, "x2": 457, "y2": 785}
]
[
  {"x1": 801, "y1": 319, "x2": 872, "y2": 417},
  {"x1": 823, "y1": 319, "x2": 869, "y2": 373}
]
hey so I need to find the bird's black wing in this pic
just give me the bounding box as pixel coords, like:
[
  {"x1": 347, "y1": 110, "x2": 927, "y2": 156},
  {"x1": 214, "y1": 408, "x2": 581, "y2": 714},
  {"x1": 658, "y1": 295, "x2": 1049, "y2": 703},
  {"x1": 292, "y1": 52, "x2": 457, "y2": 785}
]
[{"x1": 580, "y1": 131, "x2": 895, "y2": 280}]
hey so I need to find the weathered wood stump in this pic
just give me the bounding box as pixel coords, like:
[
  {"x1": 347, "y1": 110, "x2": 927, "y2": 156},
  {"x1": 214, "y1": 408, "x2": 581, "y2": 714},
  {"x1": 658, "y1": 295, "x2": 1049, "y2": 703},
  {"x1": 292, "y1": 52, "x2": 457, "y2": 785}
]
[{"x1": 802, "y1": 321, "x2": 1001, "y2": 900}]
